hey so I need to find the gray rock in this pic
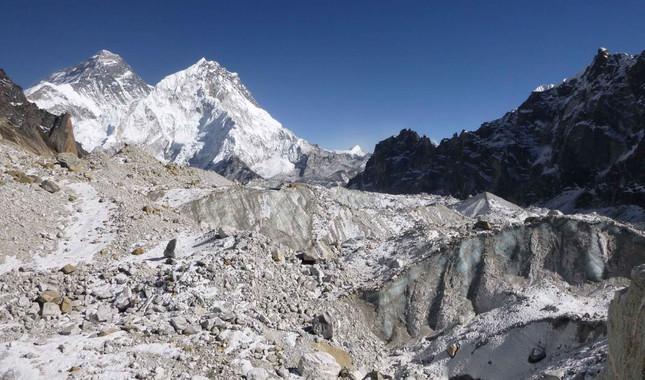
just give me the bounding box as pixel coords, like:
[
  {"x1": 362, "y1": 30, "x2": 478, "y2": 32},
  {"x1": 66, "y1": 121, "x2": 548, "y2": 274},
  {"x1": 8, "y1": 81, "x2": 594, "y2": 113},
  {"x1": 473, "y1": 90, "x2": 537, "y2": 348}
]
[
  {"x1": 39, "y1": 180, "x2": 60, "y2": 193},
  {"x1": 114, "y1": 287, "x2": 133, "y2": 311},
  {"x1": 528, "y1": 346, "x2": 546, "y2": 363},
  {"x1": 164, "y1": 238, "x2": 177, "y2": 259},
  {"x1": 170, "y1": 316, "x2": 189, "y2": 333},
  {"x1": 59, "y1": 323, "x2": 81, "y2": 335},
  {"x1": 312, "y1": 313, "x2": 334, "y2": 340},
  {"x1": 56, "y1": 153, "x2": 84, "y2": 172},
  {"x1": 41, "y1": 302, "x2": 61, "y2": 318},
  {"x1": 298, "y1": 352, "x2": 341, "y2": 380},
  {"x1": 93, "y1": 304, "x2": 112, "y2": 322}
]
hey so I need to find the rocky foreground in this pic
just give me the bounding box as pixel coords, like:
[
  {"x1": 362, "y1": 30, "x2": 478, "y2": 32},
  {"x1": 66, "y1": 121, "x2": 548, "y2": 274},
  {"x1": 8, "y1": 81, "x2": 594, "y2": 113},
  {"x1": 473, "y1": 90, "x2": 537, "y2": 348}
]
[{"x1": 0, "y1": 141, "x2": 644, "y2": 380}]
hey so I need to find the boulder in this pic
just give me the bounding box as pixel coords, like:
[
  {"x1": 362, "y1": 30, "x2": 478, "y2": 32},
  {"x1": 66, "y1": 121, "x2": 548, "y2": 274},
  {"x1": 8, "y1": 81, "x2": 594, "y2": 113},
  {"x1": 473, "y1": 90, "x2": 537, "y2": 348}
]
[
  {"x1": 312, "y1": 313, "x2": 334, "y2": 340},
  {"x1": 163, "y1": 238, "x2": 177, "y2": 259},
  {"x1": 40, "y1": 180, "x2": 60, "y2": 193},
  {"x1": 38, "y1": 290, "x2": 62, "y2": 304},
  {"x1": 298, "y1": 352, "x2": 341, "y2": 380},
  {"x1": 41, "y1": 302, "x2": 61, "y2": 318},
  {"x1": 57, "y1": 153, "x2": 84, "y2": 172},
  {"x1": 61, "y1": 264, "x2": 76, "y2": 274}
]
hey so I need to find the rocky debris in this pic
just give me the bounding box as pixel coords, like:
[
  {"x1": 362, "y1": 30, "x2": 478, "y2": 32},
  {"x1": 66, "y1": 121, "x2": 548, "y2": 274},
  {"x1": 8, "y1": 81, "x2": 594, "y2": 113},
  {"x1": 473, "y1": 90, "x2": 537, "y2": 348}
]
[
  {"x1": 312, "y1": 313, "x2": 334, "y2": 340},
  {"x1": 298, "y1": 352, "x2": 342, "y2": 380},
  {"x1": 603, "y1": 264, "x2": 645, "y2": 379},
  {"x1": 348, "y1": 49, "x2": 645, "y2": 211},
  {"x1": 0, "y1": 139, "x2": 642, "y2": 379}
]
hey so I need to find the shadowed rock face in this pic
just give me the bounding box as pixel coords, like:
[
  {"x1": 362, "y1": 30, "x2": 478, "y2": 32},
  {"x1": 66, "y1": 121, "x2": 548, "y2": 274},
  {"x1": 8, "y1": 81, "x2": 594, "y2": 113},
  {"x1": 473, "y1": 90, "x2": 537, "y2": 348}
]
[
  {"x1": 0, "y1": 69, "x2": 81, "y2": 156},
  {"x1": 603, "y1": 264, "x2": 645, "y2": 380},
  {"x1": 364, "y1": 216, "x2": 645, "y2": 341},
  {"x1": 349, "y1": 49, "x2": 645, "y2": 210}
]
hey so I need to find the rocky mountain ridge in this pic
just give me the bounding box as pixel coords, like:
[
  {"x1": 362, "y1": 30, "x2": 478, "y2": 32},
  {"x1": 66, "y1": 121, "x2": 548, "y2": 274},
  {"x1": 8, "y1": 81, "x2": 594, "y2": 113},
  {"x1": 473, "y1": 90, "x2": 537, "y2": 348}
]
[
  {"x1": 349, "y1": 48, "x2": 645, "y2": 212},
  {"x1": 0, "y1": 69, "x2": 81, "y2": 157},
  {"x1": 26, "y1": 50, "x2": 368, "y2": 183}
]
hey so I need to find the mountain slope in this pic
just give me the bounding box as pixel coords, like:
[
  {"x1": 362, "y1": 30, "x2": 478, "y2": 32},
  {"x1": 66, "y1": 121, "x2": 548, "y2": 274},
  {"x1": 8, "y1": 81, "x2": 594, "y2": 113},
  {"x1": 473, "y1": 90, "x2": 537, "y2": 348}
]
[
  {"x1": 349, "y1": 48, "x2": 645, "y2": 209},
  {"x1": 26, "y1": 50, "x2": 152, "y2": 151},
  {"x1": 27, "y1": 51, "x2": 367, "y2": 182},
  {"x1": 0, "y1": 69, "x2": 80, "y2": 157}
]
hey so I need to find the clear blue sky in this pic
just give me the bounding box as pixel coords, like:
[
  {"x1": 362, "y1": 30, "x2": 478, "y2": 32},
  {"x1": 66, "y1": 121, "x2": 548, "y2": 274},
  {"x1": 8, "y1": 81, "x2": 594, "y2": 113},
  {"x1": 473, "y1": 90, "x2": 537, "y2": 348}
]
[{"x1": 2, "y1": 1, "x2": 644, "y2": 151}]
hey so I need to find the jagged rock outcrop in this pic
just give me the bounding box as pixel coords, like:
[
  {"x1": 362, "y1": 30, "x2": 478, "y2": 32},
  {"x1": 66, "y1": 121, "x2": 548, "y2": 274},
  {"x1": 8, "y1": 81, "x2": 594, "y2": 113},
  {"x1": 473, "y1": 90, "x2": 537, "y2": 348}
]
[
  {"x1": 603, "y1": 264, "x2": 645, "y2": 380},
  {"x1": 349, "y1": 49, "x2": 645, "y2": 210},
  {"x1": 0, "y1": 69, "x2": 81, "y2": 156}
]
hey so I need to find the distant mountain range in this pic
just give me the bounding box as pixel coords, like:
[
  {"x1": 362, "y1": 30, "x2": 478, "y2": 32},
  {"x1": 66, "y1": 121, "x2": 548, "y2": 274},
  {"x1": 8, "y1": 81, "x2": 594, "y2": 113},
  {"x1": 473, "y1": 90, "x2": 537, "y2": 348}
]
[
  {"x1": 26, "y1": 50, "x2": 367, "y2": 183},
  {"x1": 349, "y1": 48, "x2": 645, "y2": 211}
]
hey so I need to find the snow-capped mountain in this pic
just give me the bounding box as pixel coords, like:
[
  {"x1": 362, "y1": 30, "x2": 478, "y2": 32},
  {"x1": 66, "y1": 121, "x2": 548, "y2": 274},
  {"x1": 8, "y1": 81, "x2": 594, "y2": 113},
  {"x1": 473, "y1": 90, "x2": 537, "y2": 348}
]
[
  {"x1": 26, "y1": 51, "x2": 368, "y2": 182},
  {"x1": 349, "y1": 48, "x2": 645, "y2": 210},
  {"x1": 26, "y1": 50, "x2": 152, "y2": 151}
]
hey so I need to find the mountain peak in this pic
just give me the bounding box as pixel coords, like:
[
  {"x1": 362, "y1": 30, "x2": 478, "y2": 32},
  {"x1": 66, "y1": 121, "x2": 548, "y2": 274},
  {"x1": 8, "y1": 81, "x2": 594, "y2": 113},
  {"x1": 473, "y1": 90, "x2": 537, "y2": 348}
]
[{"x1": 91, "y1": 49, "x2": 123, "y2": 64}]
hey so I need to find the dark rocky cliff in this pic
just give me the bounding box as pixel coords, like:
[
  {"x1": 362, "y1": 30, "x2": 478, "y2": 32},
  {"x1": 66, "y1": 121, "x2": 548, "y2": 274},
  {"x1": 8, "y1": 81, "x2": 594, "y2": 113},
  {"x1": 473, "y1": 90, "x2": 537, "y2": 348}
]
[
  {"x1": 349, "y1": 49, "x2": 645, "y2": 209},
  {"x1": 0, "y1": 69, "x2": 82, "y2": 157}
]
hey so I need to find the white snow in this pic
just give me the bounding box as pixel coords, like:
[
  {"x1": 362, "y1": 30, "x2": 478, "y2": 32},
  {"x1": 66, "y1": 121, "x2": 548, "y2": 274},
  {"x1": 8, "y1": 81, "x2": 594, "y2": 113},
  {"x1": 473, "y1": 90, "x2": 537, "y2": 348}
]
[{"x1": 37, "y1": 182, "x2": 114, "y2": 270}]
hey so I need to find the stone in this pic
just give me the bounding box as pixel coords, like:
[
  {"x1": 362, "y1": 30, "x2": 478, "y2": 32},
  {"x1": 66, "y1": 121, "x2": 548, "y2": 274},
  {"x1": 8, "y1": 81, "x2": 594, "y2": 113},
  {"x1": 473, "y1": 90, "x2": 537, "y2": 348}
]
[
  {"x1": 41, "y1": 302, "x2": 61, "y2": 318},
  {"x1": 170, "y1": 316, "x2": 189, "y2": 333},
  {"x1": 164, "y1": 238, "x2": 177, "y2": 259},
  {"x1": 17, "y1": 296, "x2": 31, "y2": 308},
  {"x1": 114, "y1": 287, "x2": 133, "y2": 311},
  {"x1": 57, "y1": 153, "x2": 83, "y2": 172},
  {"x1": 93, "y1": 304, "x2": 112, "y2": 322},
  {"x1": 271, "y1": 248, "x2": 284, "y2": 262},
  {"x1": 298, "y1": 352, "x2": 341, "y2": 380},
  {"x1": 446, "y1": 342, "x2": 460, "y2": 358},
  {"x1": 297, "y1": 252, "x2": 318, "y2": 265},
  {"x1": 246, "y1": 368, "x2": 269, "y2": 380},
  {"x1": 315, "y1": 341, "x2": 352, "y2": 369},
  {"x1": 7, "y1": 170, "x2": 34, "y2": 184},
  {"x1": 131, "y1": 247, "x2": 145, "y2": 255},
  {"x1": 38, "y1": 290, "x2": 62, "y2": 304},
  {"x1": 528, "y1": 346, "x2": 546, "y2": 363},
  {"x1": 183, "y1": 326, "x2": 198, "y2": 335},
  {"x1": 59, "y1": 323, "x2": 81, "y2": 336},
  {"x1": 312, "y1": 313, "x2": 334, "y2": 340},
  {"x1": 98, "y1": 327, "x2": 121, "y2": 337},
  {"x1": 61, "y1": 264, "x2": 76, "y2": 274},
  {"x1": 39, "y1": 180, "x2": 60, "y2": 193},
  {"x1": 60, "y1": 297, "x2": 73, "y2": 314},
  {"x1": 362, "y1": 371, "x2": 392, "y2": 380},
  {"x1": 473, "y1": 220, "x2": 492, "y2": 230}
]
